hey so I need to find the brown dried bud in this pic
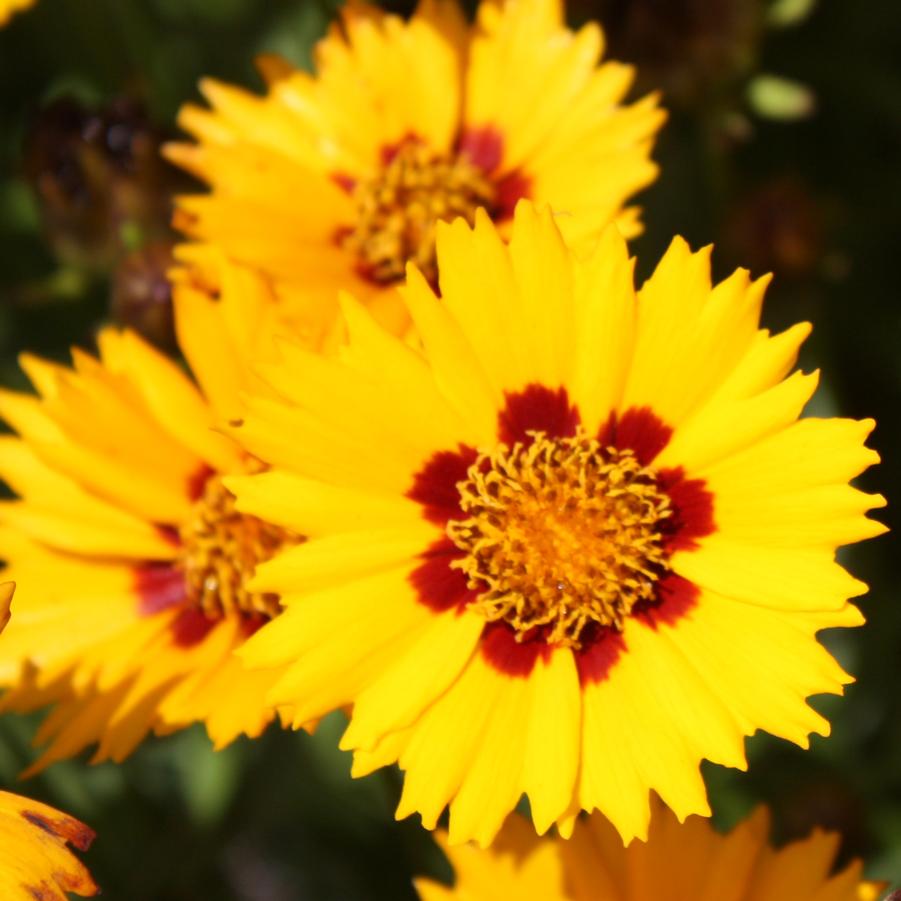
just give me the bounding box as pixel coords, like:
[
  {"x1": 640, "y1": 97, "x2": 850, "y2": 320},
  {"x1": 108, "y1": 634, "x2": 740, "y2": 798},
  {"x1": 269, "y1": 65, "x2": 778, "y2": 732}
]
[
  {"x1": 110, "y1": 241, "x2": 176, "y2": 350},
  {"x1": 722, "y1": 178, "x2": 824, "y2": 279},
  {"x1": 22, "y1": 96, "x2": 180, "y2": 269},
  {"x1": 571, "y1": 0, "x2": 762, "y2": 107}
]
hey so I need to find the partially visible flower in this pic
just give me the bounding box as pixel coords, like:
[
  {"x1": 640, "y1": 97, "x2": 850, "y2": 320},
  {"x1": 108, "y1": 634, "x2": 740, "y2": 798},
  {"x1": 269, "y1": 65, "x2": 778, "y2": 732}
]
[
  {"x1": 417, "y1": 798, "x2": 887, "y2": 901},
  {"x1": 0, "y1": 248, "x2": 311, "y2": 772},
  {"x1": 0, "y1": 583, "x2": 98, "y2": 901},
  {"x1": 23, "y1": 97, "x2": 178, "y2": 269},
  {"x1": 228, "y1": 201, "x2": 884, "y2": 846},
  {"x1": 0, "y1": 0, "x2": 36, "y2": 27},
  {"x1": 418, "y1": 814, "x2": 567, "y2": 899},
  {"x1": 0, "y1": 790, "x2": 98, "y2": 900},
  {"x1": 166, "y1": 0, "x2": 664, "y2": 333}
]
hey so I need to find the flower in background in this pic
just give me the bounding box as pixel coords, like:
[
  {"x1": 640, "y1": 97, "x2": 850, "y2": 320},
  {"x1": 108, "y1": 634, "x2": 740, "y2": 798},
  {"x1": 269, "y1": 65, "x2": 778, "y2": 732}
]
[
  {"x1": 229, "y1": 201, "x2": 884, "y2": 846},
  {"x1": 419, "y1": 815, "x2": 565, "y2": 900},
  {"x1": 0, "y1": 583, "x2": 98, "y2": 901},
  {"x1": 0, "y1": 0, "x2": 35, "y2": 28},
  {"x1": 166, "y1": 0, "x2": 664, "y2": 333},
  {"x1": 0, "y1": 247, "x2": 314, "y2": 772},
  {"x1": 416, "y1": 797, "x2": 887, "y2": 900}
]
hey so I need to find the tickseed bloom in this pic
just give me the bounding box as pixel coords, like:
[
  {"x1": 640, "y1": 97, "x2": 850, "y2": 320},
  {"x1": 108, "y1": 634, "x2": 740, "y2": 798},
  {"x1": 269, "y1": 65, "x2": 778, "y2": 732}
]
[
  {"x1": 416, "y1": 799, "x2": 887, "y2": 901},
  {"x1": 0, "y1": 247, "x2": 309, "y2": 771},
  {"x1": 0, "y1": 0, "x2": 35, "y2": 27},
  {"x1": 0, "y1": 584, "x2": 98, "y2": 901},
  {"x1": 165, "y1": 0, "x2": 664, "y2": 329},
  {"x1": 229, "y1": 201, "x2": 885, "y2": 846},
  {"x1": 0, "y1": 791, "x2": 97, "y2": 900}
]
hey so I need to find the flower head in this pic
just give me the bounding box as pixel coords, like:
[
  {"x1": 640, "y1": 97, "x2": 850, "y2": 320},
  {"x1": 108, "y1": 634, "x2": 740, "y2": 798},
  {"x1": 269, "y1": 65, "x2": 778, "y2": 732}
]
[
  {"x1": 0, "y1": 248, "x2": 310, "y2": 771},
  {"x1": 0, "y1": 584, "x2": 98, "y2": 900},
  {"x1": 0, "y1": 790, "x2": 98, "y2": 901},
  {"x1": 166, "y1": 0, "x2": 664, "y2": 333},
  {"x1": 229, "y1": 200, "x2": 884, "y2": 845},
  {"x1": 416, "y1": 798, "x2": 887, "y2": 901}
]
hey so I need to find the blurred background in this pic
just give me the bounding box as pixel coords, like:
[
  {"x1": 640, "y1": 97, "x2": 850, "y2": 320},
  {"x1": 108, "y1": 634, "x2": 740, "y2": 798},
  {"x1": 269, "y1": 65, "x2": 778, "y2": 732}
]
[{"x1": 0, "y1": 0, "x2": 898, "y2": 896}]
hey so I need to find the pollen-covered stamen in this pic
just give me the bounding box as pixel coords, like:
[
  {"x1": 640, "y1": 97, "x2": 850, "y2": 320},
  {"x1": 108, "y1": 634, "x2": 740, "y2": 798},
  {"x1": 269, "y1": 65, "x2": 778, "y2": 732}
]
[
  {"x1": 447, "y1": 432, "x2": 673, "y2": 649},
  {"x1": 178, "y1": 475, "x2": 297, "y2": 620},
  {"x1": 340, "y1": 140, "x2": 496, "y2": 286}
]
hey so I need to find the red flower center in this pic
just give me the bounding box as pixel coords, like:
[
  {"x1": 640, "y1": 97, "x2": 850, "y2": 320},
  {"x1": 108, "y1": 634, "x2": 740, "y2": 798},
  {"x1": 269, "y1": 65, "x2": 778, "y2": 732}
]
[
  {"x1": 340, "y1": 139, "x2": 498, "y2": 287},
  {"x1": 407, "y1": 385, "x2": 716, "y2": 682},
  {"x1": 134, "y1": 472, "x2": 301, "y2": 645},
  {"x1": 176, "y1": 474, "x2": 297, "y2": 620},
  {"x1": 335, "y1": 130, "x2": 530, "y2": 287}
]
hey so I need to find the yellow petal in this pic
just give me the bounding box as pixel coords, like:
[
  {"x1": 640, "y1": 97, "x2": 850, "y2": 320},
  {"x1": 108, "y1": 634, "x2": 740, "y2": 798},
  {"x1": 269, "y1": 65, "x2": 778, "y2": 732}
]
[
  {"x1": 343, "y1": 608, "x2": 483, "y2": 749},
  {"x1": 0, "y1": 790, "x2": 97, "y2": 900},
  {"x1": 227, "y1": 469, "x2": 428, "y2": 536},
  {"x1": 520, "y1": 648, "x2": 581, "y2": 834}
]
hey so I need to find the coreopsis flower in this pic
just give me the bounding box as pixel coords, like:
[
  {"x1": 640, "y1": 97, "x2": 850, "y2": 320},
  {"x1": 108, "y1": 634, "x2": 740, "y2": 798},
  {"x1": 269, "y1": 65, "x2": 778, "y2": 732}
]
[
  {"x1": 0, "y1": 248, "x2": 308, "y2": 772},
  {"x1": 416, "y1": 799, "x2": 887, "y2": 900},
  {"x1": 0, "y1": 584, "x2": 98, "y2": 900},
  {"x1": 0, "y1": 791, "x2": 98, "y2": 900},
  {"x1": 229, "y1": 201, "x2": 884, "y2": 845},
  {"x1": 0, "y1": 0, "x2": 35, "y2": 27},
  {"x1": 165, "y1": 0, "x2": 664, "y2": 329}
]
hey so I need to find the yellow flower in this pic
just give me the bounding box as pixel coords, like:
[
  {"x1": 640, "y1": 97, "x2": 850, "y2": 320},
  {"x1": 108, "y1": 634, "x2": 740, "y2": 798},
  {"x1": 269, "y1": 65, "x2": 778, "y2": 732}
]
[
  {"x1": 0, "y1": 248, "x2": 309, "y2": 772},
  {"x1": 229, "y1": 201, "x2": 885, "y2": 846},
  {"x1": 0, "y1": 0, "x2": 35, "y2": 27},
  {"x1": 165, "y1": 0, "x2": 664, "y2": 334},
  {"x1": 416, "y1": 799, "x2": 887, "y2": 901},
  {"x1": 0, "y1": 584, "x2": 98, "y2": 901},
  {"x1": 419, "y1": 815, "x2": 566, "y2": 900},
  {"x1": 0, "y1": 790, "x2": 98, "y2": 901}
]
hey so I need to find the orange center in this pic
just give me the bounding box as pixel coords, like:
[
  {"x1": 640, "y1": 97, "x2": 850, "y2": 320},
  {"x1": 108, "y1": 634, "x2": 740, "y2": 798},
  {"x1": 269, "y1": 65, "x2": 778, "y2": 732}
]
[
  {"x1": 178, "y1": 475, "x2": 298, "y2": 620},
  {"x1": 447, "y1": 433, "x2": 673, "y2": 648},
  {"x1": 341, "y1": 141, "x2": 496, "y2": 286}
]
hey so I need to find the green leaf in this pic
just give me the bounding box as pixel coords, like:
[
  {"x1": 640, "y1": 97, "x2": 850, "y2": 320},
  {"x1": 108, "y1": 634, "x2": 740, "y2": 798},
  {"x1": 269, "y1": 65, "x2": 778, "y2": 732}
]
[
  {"x1": 768, "y1": 0, "x2": 818, "y2": 28},
  {"x1": 747, "y1": 74, "x2": 816, "y2": 120}
]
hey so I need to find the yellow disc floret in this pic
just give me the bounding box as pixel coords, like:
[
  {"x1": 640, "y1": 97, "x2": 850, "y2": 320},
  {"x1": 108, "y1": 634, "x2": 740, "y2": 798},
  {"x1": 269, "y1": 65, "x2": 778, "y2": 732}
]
[
  {"x1": 340, "y1": 140, "x2": 496, "y2": 286},
  {"x1": 179, "y1": 475, "x2": 297, "y2": 620},
  {"x1": 448, "y1": 432, "x2": 673, "y2": 648}
]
